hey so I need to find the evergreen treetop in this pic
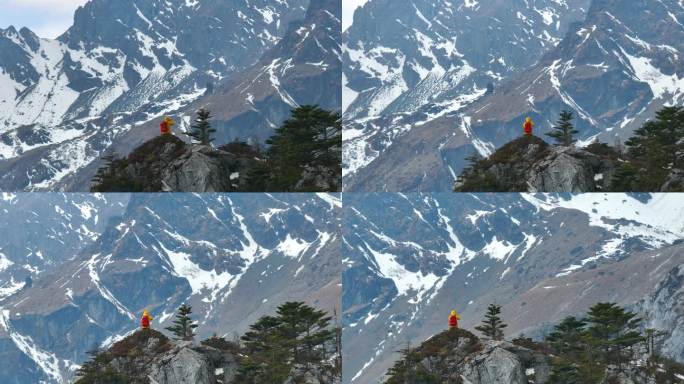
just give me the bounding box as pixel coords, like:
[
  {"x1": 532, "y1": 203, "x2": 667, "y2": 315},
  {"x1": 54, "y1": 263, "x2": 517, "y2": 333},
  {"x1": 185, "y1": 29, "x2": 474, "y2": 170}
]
[
  {"x1": 546, "y1": 110, "x2": 579, "y2": 146},
  {"x1": 165, "y1": 304, "x2": 198, "y2": 341},
  {"x1": 474, "y1": 303, "x2": 507, "y2": 340},
  {"x1": 235, "y1": 301, "x2": 339, "y2": 383},
  {"x1": 187, "y1": 108, "x2": 216, "y2": 146}
]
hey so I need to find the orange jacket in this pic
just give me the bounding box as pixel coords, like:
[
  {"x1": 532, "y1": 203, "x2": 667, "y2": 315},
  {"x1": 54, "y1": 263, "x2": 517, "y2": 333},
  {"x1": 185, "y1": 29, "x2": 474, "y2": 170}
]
[
  {"x1": 160, "y1": 121, "x2": 170, "y2": 134},
  {"x1": 523, "y1": 119, "x2": 534, "y2": 135},
  {"x1": 449, "y1": 314, "x2": 459, "y2": 328},
  {"x1": 141, "y1": 313, "x2": 153, "y2": 328}
]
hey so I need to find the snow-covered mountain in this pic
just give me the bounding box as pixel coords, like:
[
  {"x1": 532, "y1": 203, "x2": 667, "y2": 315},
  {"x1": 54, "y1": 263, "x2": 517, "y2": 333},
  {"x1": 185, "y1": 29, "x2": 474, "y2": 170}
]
[
  {"x1": 343, "y1": 0, "x2": 684, "y2": 191},
  {"x1": 0, "y1": 0, "x2": 341, "y2": 191},
  {"x1": 0, "y1": 193, "x2": 129, "y2": 301},
  {"x1": 0, "y1": 193, "x2": 341, "y2": 383},
  {"x1": 342, "y1": 193, "x2": 684, "y2": 383}
]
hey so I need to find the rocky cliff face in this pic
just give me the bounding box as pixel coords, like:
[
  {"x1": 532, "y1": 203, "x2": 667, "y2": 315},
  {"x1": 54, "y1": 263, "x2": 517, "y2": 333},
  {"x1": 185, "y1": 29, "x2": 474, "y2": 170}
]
[
  {"x1": 0, "y1": 0, "x2": 308, "y2": 190},
  {"x1": 0, "y1": 193, "x2": 129, "y2": 300},
  {"x1": 638, "y1": 265, "x2": 684, "y2": 363}
]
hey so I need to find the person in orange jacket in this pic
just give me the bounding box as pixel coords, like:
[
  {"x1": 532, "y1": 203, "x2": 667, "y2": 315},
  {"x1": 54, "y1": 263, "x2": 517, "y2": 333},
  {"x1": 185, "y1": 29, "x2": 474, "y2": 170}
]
[
  {"x1": 523, "y1": 117, "x2": 534, "y2": 136},
  {"x1": 449, "y1": 309, "x2": 460, "y2": 329},
  {"x1": 160, "y1": 116, "x2": 175, "y2": 135},
  {"x1": 141, "y1": 309, "x2": 154, "y2": 329}
]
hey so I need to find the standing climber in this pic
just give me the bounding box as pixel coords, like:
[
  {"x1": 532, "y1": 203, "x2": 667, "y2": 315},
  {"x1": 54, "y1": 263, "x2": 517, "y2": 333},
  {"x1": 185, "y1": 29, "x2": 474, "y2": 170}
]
[
  {"x1": 523, "y1": 117, "x2": 534, "y2": 136},
  {"x1": 160, "y1": 116, "x2": 175, "y2": 135},
  {"x1": 448, "y1": 310, "x2": 460, "y2": 329},
  {"x1": 141, "y1": 309, "x2": 154, "y2": 330}
]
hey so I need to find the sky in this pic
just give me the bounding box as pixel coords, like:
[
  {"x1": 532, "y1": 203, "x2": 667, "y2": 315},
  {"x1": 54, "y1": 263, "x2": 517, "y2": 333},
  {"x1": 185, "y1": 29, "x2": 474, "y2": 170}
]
[
  {"x1": 343, "y1": 0, "x2": 369, "y2": 31},
  {"x1": 0, "y1": 0, "x2": 87, "y2": 39},
  {"x1": 1, "y1": 0, "x2": 366, "y2": 38}
]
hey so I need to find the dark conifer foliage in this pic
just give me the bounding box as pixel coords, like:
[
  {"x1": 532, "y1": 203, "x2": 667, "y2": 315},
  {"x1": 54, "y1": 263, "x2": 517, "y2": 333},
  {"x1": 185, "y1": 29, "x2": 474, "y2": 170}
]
[
  {"x1": 187, "y1": 108, "x2": 216, "y2": 146},
  {"x1": 474, "y1": 304, "x2": 507, "y2": 340},
  {"x1": 165, "y1": 304, "x2": 198, "y2": 341},
  {"x1": 546, "y1": 110, "x2": 579, "y2": 146}
]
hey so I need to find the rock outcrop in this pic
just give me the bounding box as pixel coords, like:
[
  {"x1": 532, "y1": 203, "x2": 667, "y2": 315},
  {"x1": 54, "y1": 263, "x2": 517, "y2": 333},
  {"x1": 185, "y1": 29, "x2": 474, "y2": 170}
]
[
  {"x1": 161, "y1": 145, "x2": 251, "y2": 192},
  {"x1": 454, "y1": 136, "x2": 618, "y2": 192},
  {"x1": 75, "y1": 330, "x2": 239, "y2": 384},
  {"x1": 91, "y1": 135, "x2": 257, "y2": 192},
  {"x1": 461, "y1": 340, "x2": 551, "y2": 384},
  {"x1": 384, "y1": 329, "x2": 550, "y2": 384},
  {"x1": 527, "y1": 145, "x2": 615, "y2": 192},
  {"x1": 383, "y1": 328, "x2": 684, "y2": 384},
  {"x1": 296, "y1": 164, "x2": 342, "y2": 192},
  {"x1": 148, "y1": 341, "x2": 215, "y2": 384}
]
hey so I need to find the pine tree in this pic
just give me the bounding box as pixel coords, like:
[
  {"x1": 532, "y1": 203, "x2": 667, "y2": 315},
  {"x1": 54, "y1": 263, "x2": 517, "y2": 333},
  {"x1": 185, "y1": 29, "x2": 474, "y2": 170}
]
[
  {"x1": 622, "y1": 105, "x2": 684, "y2": 190},
  {"x1": 333, "y1": 307, "x2": 342, "y2": 376},
  {"x1": 546, "y1": 110, "x2": 579, "y2": 146},
  {"x1": 644, "y1": 328, "x2": 668, "y2": 358},
  {"x1": 243, "y1": 161, "x2": 273, "y2": 192},
  {"x1": 549, "y1": 361, "x2": 583, "y2": 384},
  {"x1": 165, "y1": 304, "x2": 198, "y2": 341},
  {"x1": 76, "y1": 346, "x2": 128, "y2": 383},
  {"x1": 547, "y1": 316, "x2": 587, "y2": 356},
  {"x1": 235, "y1": 302, "x2": 338, "y2": 383},
  {"x1": 187, "y1": 108, "x2": 216, "y2": 146},
  {"x1": 264, "y1": 106, "x2": 341, "y2": 191},
  {"x1": 584, "y1": 302, "x2": 643, "y2": 366},
  {"x1": 475, "y1": 304, "x2": 507, "y2": 340},
  {"x1": 611, "y1": 163, "x2": 641, "y2": 192},
  {"x1": 276, "y1": 301, "x2": 334, "y2": 369},
  {"x1": 92, "y1": 154, "x2": 116, "y2": 185},
  {"x1": 458, "y1": 152, "x2": 483, "y2": 181},
  {"x1": 237, "y1": 315, "x2": 289, "y2": 383},
  {"x1": 385, "y1": 342, "x2": 442, "y2": 384}
]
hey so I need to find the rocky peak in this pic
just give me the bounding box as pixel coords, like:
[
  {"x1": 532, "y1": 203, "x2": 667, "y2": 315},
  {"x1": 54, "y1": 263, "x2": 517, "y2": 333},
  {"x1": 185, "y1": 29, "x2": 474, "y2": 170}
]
[
  {"x1": 384, "y1": 327, "x2": 684, "y2": 384},
  {"x1": 454, "y1": 136, "x2": 618, "y2": 192},
  {"x1": 384, "y1": 329, "x2": 551, "y2": 384},
  {"x1": 90, "y1": 134, "x2": 258, "y2": 192},
  {"x1": 75, "y1": 329, "x2": 238, "y2": 384}
]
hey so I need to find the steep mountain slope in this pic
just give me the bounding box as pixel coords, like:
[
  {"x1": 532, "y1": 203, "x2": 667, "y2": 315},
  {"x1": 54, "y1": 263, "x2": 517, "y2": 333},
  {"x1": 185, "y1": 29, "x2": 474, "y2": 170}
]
[
  {"x1": 342, "y1": 0, "x2": 592, "y2": 190},
  {"x1": 0, "y1": 193, "x2": 341, "y2": 383},
  {"x1": 0, "y1": 0, "x2": 328, "y2": 191},
  {"x1": 341, "y1": 193, "x2": 684, "y2": 383},
  {"x1": 344, "y1": 0, "x2": 684, "y2": 192},
  {"x1": 0, "y1": 193, "x2": 128, "y2": 300},
  {"x1": 60, "y1": 0, "x2": 342, "y2": 192}
]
